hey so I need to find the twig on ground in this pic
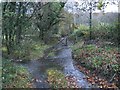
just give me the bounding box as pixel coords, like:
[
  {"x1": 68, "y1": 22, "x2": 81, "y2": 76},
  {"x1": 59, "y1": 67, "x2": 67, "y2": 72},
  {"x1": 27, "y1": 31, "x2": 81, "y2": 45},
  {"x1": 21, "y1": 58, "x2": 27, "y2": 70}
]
[{"x1": 110, "y1": 73, "x2": 116, "y2": 82}]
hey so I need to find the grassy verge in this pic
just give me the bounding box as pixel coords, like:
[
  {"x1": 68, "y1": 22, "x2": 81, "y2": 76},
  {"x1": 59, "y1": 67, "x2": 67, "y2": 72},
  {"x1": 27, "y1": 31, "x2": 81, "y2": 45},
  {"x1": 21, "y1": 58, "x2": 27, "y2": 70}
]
[
  {"x1": 71, "y1": 40, "x2": 120, "y2": 88},
  {"x1": 2, "y1": 58, "x2": 33, "y2": 88},
  {"x1": 2, "y1": 41, "x2": 51, "y2": 62},
  {"x1": 46, "y1": 68, "x2": 79, "y2": 88},
  {"x1": 29, "y1": 42, "x2": 50, "y2": 60},
  {"x1": 46, "y1": 68, "x2": 68, "y2": 88}
]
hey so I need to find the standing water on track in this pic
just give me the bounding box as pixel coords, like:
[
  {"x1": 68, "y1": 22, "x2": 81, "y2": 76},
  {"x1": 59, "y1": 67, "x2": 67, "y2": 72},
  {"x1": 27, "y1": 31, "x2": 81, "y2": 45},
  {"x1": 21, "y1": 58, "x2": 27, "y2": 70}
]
[{"x1": 17, "y1": 37, "x2": 92, "y2": 88}]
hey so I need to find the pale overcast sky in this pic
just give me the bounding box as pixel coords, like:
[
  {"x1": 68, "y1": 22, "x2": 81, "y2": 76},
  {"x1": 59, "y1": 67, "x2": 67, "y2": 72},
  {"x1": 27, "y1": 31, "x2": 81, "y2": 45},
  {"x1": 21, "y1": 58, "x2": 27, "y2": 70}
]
[
  {"x1": 0, "y1": 0, "x2": 118, "y2": 13},
  {"x1": 65, "y1": 0, "x2": 119, "y2": 13}
]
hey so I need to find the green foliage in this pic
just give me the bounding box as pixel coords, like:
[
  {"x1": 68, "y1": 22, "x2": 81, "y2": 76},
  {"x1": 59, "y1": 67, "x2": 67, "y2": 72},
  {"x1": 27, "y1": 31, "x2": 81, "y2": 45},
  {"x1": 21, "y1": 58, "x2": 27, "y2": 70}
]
[
  {"x1": 35, "y1": 2, "x2": 65, "y2": 42},
  {"x1": 72, "y1": 43, "x2": 119, "y2": 77},
  {"x1": 2, "y1": 2, "x2": 65, "y2": 56},
  {"x1": 2, "y1": 59, "x2": 33, "y2": 88},
  {"x1": 111, "y1": 64, "x2": 119, "y2": 72},
  {"x1": 72, "y1": 42, "x2": 120, "y2": 87},
  {"x1": 97, "y1": 0, "x2": 103, "y2": 10},
  {"x1": 1, "y1": 47, "x2": 7, "y2": 52},
  {"x1": 78, "y1": 24, "x2": 89, "y2": 30},
  {"x1": 71, "y1": 23, "x2": 119, "y2": 44},
  {"x1": 92, "y1": 22, "x2": 119, "y2": 42},
  {"x1": 12, "y1": 38, "x2": 50, "y2": 61},
  {"x1": 69, "y1": 24, "x2": 90, "y2": 42},
  {"x1": 51, "y1": 2, "x2": 62, "y2": 14},
  {"x1": 71, "y1": 40, "x2": 84, "y2": 50},
  {"x1": 2, "y1": 2, "x2": 31, "y2": 55},
  {"x1": 59, "y1": 11, "x2": 73, "y2": 36},
  {"x1": 12, "y1": 40, "x2": 31, "y2": 61},
  {"x1": 30, "y1": 42, "x2": 50, "y2": 59},
  {"x1": 75, "y1": 24, "x2": 89, "y2": 36}
]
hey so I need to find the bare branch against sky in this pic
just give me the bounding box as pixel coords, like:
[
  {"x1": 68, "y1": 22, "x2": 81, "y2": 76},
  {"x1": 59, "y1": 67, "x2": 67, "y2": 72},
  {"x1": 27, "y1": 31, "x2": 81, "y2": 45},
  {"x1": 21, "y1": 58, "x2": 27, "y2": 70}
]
[
  {"x1": 64, "y1": 0, "x2": 119, "y2": 13},
  {"x1": 0, "y1": 0, "x2": 119, "y2": 13}
]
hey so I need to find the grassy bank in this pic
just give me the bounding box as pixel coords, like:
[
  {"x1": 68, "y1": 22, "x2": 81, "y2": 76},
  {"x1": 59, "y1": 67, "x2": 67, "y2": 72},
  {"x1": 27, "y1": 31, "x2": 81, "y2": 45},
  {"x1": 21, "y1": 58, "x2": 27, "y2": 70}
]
[
  {"x1": 71, "y1": 40, "x2": 120, "y2": 88},
  {"x1": 2, "y1": 58, "x2": 33, "y2": 88},
  {"x1": 2, "y1": 36, "x2": 58, "y2": 88},
  {"x1": 46, "y1": 68, "x2": 79, "y2": 88}
]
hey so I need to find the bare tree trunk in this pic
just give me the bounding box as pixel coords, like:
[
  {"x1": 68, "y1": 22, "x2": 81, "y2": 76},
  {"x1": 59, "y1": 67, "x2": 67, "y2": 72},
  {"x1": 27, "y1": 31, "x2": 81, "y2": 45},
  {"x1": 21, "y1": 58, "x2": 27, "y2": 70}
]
[
  {"x1": 16, "y1": 2, "x2": 22, "y2": 44},
  {"x1": 89, "y1": 3, "x2": 92, "y2": 40}
]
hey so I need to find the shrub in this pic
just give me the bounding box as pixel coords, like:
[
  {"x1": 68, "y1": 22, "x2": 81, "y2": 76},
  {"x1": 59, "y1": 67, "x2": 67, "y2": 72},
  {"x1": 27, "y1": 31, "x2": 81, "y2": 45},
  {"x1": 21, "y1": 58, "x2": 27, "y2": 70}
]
[
  {"x1": 11, "y1": 37, "x2": 50, "y2": 61},
  {"x1": 69, "y1": 24, "x2": 90, "y2": 43},
  {"x1": 73, "y1": 43, "x2": 119, "y2": 78},
  {"x1": 92, "y1": 22, "x2": 119, "y2": 42}
]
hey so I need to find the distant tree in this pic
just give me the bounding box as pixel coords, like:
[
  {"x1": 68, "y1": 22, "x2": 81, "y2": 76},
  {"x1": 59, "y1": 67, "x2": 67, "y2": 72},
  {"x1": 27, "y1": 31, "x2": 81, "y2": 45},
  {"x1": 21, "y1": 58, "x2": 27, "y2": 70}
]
[
  {"x1": 2, "y1": 2, "x2": 29, "y2": 54},
  {"x1": 59, "y1": 10, "x2": 73, "y2": 36},
  {"x1": 33, "y1": 2, "x2": 66, "y2": 42},
  {"x1": 71, "y1": 0, "x2": 118, "y2": 40},
  {"x1": 2, "y1": 2, "x2": 66, "y2": 54}
]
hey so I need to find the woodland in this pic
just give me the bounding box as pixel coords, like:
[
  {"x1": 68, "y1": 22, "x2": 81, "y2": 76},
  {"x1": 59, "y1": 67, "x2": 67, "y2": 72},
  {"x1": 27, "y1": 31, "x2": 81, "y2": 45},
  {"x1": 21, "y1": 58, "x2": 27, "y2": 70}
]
[{"x1": 1, "y1": 1, "x2": 120, "y2": 89}]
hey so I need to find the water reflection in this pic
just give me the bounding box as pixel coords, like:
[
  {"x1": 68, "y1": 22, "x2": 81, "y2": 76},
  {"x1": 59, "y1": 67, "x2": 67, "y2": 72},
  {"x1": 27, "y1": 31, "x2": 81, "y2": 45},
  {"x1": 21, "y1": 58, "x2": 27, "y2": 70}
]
[{"x1": 19, "y1": 39, "x2": 91, "y2": 88}]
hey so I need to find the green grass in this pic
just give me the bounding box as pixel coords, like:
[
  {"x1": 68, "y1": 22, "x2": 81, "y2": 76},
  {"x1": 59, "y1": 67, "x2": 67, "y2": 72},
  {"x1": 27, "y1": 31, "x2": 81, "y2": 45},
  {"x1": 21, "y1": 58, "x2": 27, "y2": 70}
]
[
  {"x1": 72, "y1": 42, "x2": 120, "y2": 89},
  {"x1": 46, "y1": 68, "x2": 68, "y2": 88},
  {"x1": 2, "y1": 40, "x2": 51, "y2": 61},
  {"x1": 72, "y1": 42, "x2": 119, "y2": 76},
  {"x1": 0, "y1": 47, "x2": 7, "y2": 52},
  {"x1": 2, "y1": 59, "x2": 33, "y2": 88},
  {"x1": 30, "y1": 43, "x2": 50, "y2": 60},
  {"x1": 71, "y1": 40, "x2": 84, "y2": 50}
]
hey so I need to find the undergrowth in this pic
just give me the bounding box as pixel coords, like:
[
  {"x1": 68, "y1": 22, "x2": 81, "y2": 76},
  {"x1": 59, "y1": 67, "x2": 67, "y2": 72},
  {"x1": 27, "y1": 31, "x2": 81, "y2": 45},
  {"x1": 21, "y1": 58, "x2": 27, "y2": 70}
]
[
  {"x1": 72, "y1": 41, "x2": 120, "y2": 88},
  {"x1": 46, "y1": 68, "x2": 79, "y2": 88},
  {"x1": 2, "y1": 59, "x2": 33, "y2": 88}
]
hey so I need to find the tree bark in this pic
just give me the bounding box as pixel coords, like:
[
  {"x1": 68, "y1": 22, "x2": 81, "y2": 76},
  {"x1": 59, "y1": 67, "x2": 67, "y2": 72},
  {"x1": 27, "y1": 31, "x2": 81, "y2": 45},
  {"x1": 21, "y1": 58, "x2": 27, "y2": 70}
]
[
  {"x1": 15, "y1": 2, "x2": 22, "y2": 44},
  {"x1": 89, "y1": 3, "x2": 92, "y2": 40}
]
